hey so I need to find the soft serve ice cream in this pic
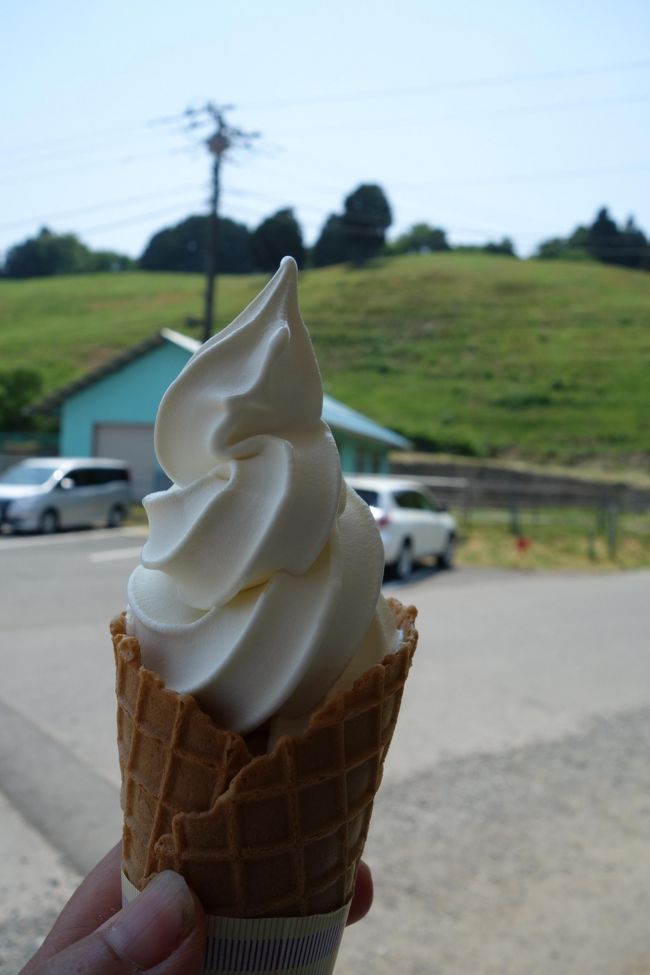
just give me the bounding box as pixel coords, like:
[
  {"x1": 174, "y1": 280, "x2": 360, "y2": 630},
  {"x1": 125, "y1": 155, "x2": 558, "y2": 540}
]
[{"x1": 127, "y1": 257, "x2": 397, "y2": 740}]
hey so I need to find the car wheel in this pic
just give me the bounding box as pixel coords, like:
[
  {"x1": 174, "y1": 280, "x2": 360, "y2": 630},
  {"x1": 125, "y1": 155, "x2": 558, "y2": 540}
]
[
  {"x1": 39, "y1": 509, "x2": 59, "y2": 534},
  {"x1": 437, "y1": 532, "x2": 456, "y2": 569},
  {"x1": 107, "y1": 505, "x2": 125, "y2": 529},
  {"x1": 394, "y1": 540, "x2": 414, "y2": 580}
]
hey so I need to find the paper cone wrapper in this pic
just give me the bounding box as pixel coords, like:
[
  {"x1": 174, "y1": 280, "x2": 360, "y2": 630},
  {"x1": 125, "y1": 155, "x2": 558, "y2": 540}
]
[
  {"x1": 112, "y1": 597, "x2": 417, "y2": 927},
  {"x1": 122, "y1": 869, "x2": 350, "y2": 975}
]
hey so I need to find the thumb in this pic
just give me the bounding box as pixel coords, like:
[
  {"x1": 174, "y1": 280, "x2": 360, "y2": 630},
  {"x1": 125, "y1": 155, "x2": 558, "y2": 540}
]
[{"x1": 36, "y1": 870, "x2": 206, "y2": 975}]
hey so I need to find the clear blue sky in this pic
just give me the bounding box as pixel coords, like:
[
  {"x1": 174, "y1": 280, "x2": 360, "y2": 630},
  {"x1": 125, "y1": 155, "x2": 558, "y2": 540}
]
[{"x1": 2, "y1": 0, "x2": 650, "y2": 260}]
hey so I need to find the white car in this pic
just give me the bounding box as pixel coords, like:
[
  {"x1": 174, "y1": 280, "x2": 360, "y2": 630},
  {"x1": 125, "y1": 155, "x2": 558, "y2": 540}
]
[{"x1": 345, "y1": 475, "x2": 457, "y2": 579}]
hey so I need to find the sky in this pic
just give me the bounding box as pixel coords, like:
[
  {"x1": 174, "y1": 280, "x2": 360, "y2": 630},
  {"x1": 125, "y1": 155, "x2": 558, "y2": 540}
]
[{"x1": 2, "y1": 0, "x2": 650, "y2": 261}]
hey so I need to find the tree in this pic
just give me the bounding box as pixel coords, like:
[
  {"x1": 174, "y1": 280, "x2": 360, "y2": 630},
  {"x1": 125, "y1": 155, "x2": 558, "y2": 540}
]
[
  {"x1": 86, "y1": 250, "x2": 135, "y2": 272},
  {"x1": 536, "y1": 212, "x2": 650, "y2": 269},
  {"x1": 536, "y1": 224, "x2": 591, "y2": 262},
  {"x1": 388, "y1": 222, "x2": 449, "y2": 255},
  {"x1": 140, "y1": 215, "x2": 254, "y2": 273},
  {"x1": 586, "y1": 207, "x2": 621, "y2": 264},
  {"x1": 4, "y1": 228, "x2": 90, "y2": 278},
  {"x1": 312, "y1": 214, "x2": 348, "y2": 267},
  {"x1": 2, "y1": 227, "x2": 133, "y2": 278},
  {"x1": 619, "y1": 216, "x2": 648, "y2": 269},
  {"x1": 536, "y1": 236, "x2": 591, "y2": 261},
  {"x1": 251, "y1": 208, "x2": 304, "y2": 272},
  {"x1": 0, "y1": 368, "x2": 43, "y2": 430},
  {"x1": 341, "y1": 184, "x2": 392, "y2": 265},
  {"x1": 483, "y1": 237, "x2": 516, "y2": 257},
  {"x1": 583, "y1": 208, "x2": 650, "y2": 269}
]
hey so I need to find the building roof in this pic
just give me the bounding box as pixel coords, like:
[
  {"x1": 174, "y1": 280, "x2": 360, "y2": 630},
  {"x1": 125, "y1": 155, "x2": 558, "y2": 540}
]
[
  {"x1": 33, "y1": 332, "x2": 170, "y2": 413},
  {"x1": 34, "y1": 328, "x2": 411, "y2": 449}
]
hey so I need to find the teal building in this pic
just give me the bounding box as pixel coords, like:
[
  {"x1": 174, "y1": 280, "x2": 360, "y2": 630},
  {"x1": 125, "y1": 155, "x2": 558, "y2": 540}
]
[{"x1": 39, "y1": 329, "x2": 411, "y2": 499}]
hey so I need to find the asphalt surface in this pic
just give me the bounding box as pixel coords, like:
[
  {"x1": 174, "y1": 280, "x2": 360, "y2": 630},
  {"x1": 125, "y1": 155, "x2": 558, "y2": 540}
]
[{"x1": 1, "y1": 528, "x2": 649, "y2": 973}]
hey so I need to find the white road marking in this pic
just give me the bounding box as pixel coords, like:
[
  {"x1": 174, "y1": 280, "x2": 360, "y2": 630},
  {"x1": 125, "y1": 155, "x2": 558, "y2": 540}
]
[
  {"x1": 0, "y1": 527, "x2": 146, "y2": 552},
  {"x1": 89, "y1": 546, "x2": 143, "y2": 563}
]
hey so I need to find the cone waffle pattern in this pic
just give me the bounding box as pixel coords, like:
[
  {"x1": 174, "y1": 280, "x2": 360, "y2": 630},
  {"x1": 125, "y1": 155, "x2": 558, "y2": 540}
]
[{"x1": 112, "y1": 599, "x2": 417, "y2": 917}]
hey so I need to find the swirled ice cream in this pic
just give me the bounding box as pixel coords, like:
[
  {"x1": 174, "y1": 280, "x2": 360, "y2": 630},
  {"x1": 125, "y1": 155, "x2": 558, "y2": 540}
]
[{"x1": 127, "y1": 257, "x2": 397, "y2": 739}]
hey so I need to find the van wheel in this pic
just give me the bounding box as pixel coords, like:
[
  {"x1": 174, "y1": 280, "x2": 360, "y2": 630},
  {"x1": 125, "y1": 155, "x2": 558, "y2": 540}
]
[
  {"x1": 394, "y1": 540, "x2": 414, "y2": 580},
  {"x1": 39, "y1": 509, "x2": 59, "y2": 534},
  {"x1": 107, "y1": 505, "x2": 125, "y2": 528}
]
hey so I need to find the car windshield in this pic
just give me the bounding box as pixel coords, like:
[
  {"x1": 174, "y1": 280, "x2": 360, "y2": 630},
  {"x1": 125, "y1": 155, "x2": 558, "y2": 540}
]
[
  {"x1": 354, "y1": 488, "x2": 379, "y2": 507},
  {"x1": 0, "y1": 465, "x2": 58, "y2": 485}
]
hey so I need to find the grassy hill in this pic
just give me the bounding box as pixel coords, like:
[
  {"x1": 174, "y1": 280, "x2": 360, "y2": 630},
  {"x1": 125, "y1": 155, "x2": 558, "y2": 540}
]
[{"x1": 1, "y1": 253, "x2": 649, "y2": 472}]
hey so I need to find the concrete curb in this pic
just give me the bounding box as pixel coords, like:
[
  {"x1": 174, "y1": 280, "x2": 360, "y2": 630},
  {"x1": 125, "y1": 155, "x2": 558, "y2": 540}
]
[{"x1": 0, "y1": 698, "x2": 121, "y2": 874}]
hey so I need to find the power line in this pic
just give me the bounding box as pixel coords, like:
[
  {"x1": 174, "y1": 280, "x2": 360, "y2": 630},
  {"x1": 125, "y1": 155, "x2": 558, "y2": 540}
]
[
  {"x1": 0, "y1": 183, "x2": 207, "y2": 233},
  {"x1": 2, "y1": 55, "x2": 649, "y2": 165},
  {"x1": 72, "y1": 199, "x2": 208, "y2": 236},
  {"x1": 0, "y1": 146, "x2": 191, "y2": 189},
  {"x1": 240, "y1": 57, "x2": 650, "y2": 110},
  {"x1": 392, "y1": 160, "x2": 650, "y2": 190},
  {"x1": 275, "y1": 90, "x2": 650, "y2": 137},
  {"x1": 0, "y1": 131, "x2": 175, "y2": 173}
]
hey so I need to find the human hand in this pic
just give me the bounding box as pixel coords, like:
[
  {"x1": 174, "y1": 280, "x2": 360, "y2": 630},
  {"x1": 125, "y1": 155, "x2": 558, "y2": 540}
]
[
  {"x1": 21, "y1": 843, "x2": 373, "y2": 974},
  {"x1": 19, "y1": 843, "x2": 205, "y2": 975}
]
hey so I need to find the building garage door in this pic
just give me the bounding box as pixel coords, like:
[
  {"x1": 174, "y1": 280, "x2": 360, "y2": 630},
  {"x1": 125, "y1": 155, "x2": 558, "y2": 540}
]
[{"x1": 94, "y1": 424, "x2": 159, "y2": 501}]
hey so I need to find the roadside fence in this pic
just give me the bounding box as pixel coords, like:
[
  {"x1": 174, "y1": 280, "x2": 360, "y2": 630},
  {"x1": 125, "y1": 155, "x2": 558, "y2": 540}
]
[{"x1": 391, "y1": 457, "x2": 650, "y2": 561}]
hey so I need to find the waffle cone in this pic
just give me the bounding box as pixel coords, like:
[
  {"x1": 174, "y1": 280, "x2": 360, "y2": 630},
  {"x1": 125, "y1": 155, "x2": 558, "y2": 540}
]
[{"x1": 112, "y1": 598, "x2": 417, "y2": 917}]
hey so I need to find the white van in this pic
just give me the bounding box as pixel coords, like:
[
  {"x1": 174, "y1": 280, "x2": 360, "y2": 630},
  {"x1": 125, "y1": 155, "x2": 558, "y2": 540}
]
[{"x1": 0, "y1": 457, "x2": 131, "y2": 534}]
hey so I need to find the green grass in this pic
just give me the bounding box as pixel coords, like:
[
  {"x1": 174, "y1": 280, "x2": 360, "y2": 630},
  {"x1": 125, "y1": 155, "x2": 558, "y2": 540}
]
[
  {"x1": 1, "y1": 253, "x2": 649, "y2": 471},
  {"x1": 456, "y1": 507, "x2": 650, "y2": 571}
]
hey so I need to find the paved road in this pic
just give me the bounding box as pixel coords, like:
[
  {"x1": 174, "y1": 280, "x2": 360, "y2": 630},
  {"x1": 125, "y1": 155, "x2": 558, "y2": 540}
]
[{"x1": 1, "y1": 529, "x2": 649, "y2": 973}]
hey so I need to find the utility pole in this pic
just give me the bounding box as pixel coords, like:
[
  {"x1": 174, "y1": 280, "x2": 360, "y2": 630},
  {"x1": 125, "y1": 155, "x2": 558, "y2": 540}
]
[{"x1": 183, "y1": 103, "x2": 259, "y2": 343}]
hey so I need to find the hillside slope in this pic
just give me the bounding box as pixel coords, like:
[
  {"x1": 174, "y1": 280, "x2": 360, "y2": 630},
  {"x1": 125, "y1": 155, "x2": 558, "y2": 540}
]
[{"x1": 1, "y1": 253, "x2": 648, "y2": 469}]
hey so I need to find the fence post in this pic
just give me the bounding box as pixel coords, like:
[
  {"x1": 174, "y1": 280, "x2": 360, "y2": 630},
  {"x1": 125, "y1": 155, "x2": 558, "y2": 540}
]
[
  {"x1": 509, "y1": 501, "x2": 521, "y2": 535},
  {"x1": 605, "y1": 503, "x2": 619, "y2": 560}
]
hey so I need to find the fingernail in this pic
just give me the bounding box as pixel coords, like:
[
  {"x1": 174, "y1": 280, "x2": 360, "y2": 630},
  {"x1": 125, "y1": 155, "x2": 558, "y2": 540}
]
[{"x1": 106, "y1": 871, "x2": 196, "y2": 968}]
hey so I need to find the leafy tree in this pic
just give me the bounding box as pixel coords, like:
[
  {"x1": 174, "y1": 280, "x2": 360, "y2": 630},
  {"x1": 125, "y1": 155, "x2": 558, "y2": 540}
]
[
  {"x1": 584, "y1": 209, "x2": 649, "y2": 269},
  {"x1": 537, "y1": 210, "x2": 650, "y2": 270},
  {"x1": 312, "y1": 214, "x2": 348, "y2": 267},
  {"x1": 0, "y1": 368, "x2": 43, "y2": 430},
  {"x1": 4, "y1": 228, "x2": 90, "y2": 278},
  {"x1": 86, "y1": 250, "x2": 135, "y2": 272},
  {"x1": 483, "y1": 237, "x2": 516, "y2": 257},
  {"x1": 537, "y1": 225, "x2": 591, "y2": 261},
  {"x1": 251, "y1": 208, "x2": 304, "y2": 272},
  {"x1": 619, "y1": 216, "x2": 649, "y2": 269},
  {"x1": 388, "y1": 222, "x2": 449, "y2": 255},
  {"x1": 341, "y1": 184, "x2": 392, "y2": 265},
  {"x1": 3, "y1": 227, "x2": 133, "y2": 278},
  {"x1": 536, "y1": 237, "x2": 592, "y2": 261},
  {"x1": 586, "y1": 207, "x2": 621, "y2": 264},
  {"x1": 140, "y1": 215, "x2": 254, "y2": 273}
]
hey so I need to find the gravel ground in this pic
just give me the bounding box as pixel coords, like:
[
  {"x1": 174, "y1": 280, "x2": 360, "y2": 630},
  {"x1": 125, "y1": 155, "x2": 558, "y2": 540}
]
[
  {"x1": 4, "y1": 708, "x2": 650, "y2": 975},
  {"x1": 337, "y1": 705, "x2": 650, "y2": 975},
  {"x1": 0, "y1": 793, "x2": 78, "y2": 975},
  {"x1": 2, "y1": 547, "x2": 647, "y2": 974}
]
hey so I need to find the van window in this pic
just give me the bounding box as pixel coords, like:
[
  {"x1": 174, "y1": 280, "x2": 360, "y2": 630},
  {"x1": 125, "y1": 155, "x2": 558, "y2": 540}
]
[
  {"x1": 354, "y1": 489, "x2": 379, "y2": 507},
  {"x1": 94, "y1": 467, "x2": 129, "y2": 484},
  {"x1": 66, "y1": 467, "x2": 129, "y2": 486},
  {"x1": 66, "y1": 469, "x2": 92, "y2": 487},
  {"x1": 0, "y1": 465, "x2": 58, "y2": 485}
]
